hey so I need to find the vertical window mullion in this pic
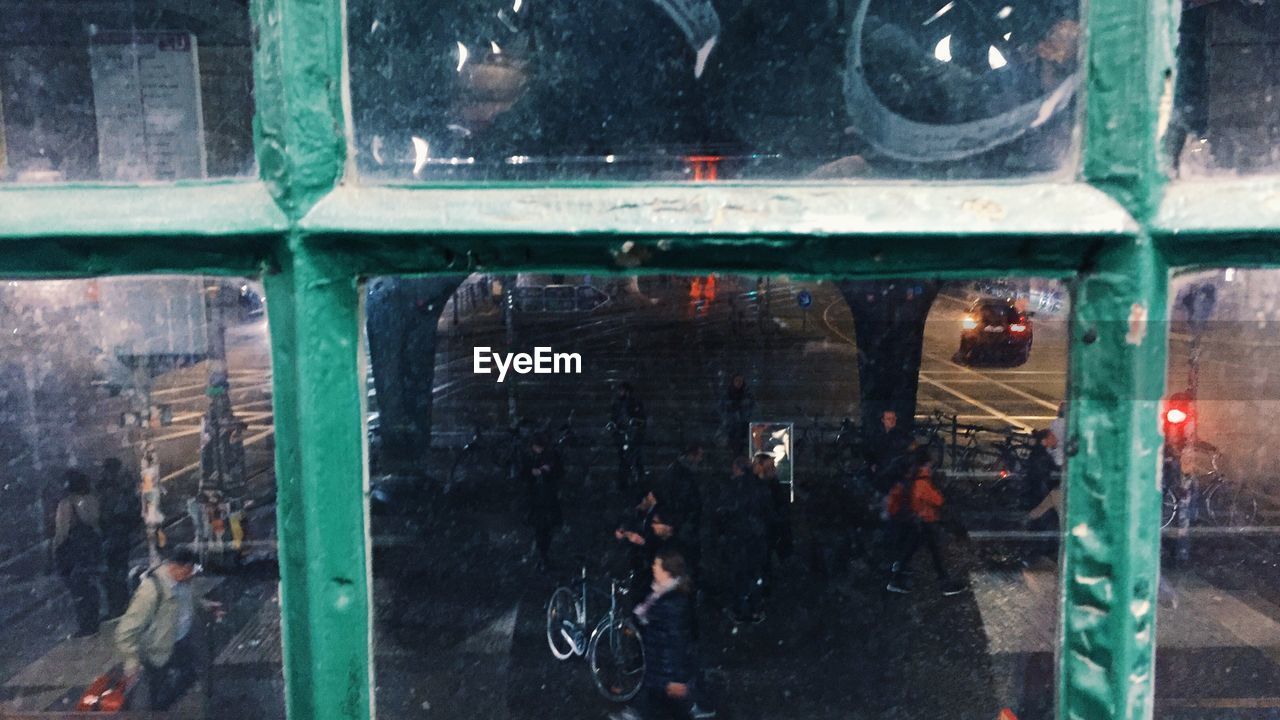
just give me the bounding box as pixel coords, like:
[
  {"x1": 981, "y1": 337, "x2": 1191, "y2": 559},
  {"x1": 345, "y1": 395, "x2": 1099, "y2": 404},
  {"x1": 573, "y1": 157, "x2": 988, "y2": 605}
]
[
  {"x1": 1060, "y1": 242, "x2": 1169, "y2": 719},
  {"x1": 1068, "y1": 0, "x2": 1179, "y2": 711},
  {"x1": 266, "y1": 243, "x2": 371, "y2": 720}
]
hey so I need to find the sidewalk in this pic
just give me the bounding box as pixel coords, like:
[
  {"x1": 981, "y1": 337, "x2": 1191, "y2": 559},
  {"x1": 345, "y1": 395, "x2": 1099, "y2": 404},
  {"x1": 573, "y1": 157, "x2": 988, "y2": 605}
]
[{"x1": 0, "y1": 576, "x2": 223, "y2": 715}]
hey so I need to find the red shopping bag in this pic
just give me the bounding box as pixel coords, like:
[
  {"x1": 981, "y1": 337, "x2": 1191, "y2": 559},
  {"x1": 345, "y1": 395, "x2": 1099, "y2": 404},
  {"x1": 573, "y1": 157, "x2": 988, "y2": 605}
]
[{"x1": 77, "y1": 665, "x2": 138, "y2": 712}]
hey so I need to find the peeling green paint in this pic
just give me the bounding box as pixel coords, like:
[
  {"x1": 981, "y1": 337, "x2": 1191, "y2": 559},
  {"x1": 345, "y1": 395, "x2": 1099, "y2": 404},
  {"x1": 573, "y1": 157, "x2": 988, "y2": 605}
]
[{"x1": 266, "y1": 239, "x2": 370, "y2": 720}]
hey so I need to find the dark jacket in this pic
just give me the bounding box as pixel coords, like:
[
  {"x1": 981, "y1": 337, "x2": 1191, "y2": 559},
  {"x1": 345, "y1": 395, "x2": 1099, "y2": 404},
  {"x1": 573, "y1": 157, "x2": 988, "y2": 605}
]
[
  {"x1": 1024, "y1": 444, "x2": 1059, "y2": 509},
  {"x1": 521, "y1": 448, "x2": 563, "y2": 529},
  {"x1": 719, "y1": 470, "x2": 775, "y2": 543},
  {"x1": 720, "y1": 384, "x2": 755, "y2": 418},
  {"x1": 637, "y1": 584, "x2": 696, "y2": 689},
  {"x1": 663, "y1": 457, "x2": 703, "y2": 532},
  {"x1": 865, "y1": 426, "x2": 912, "y2": 488},
  {"x1": 99, "y1": 477, "x2": 142, "y2": 552}
]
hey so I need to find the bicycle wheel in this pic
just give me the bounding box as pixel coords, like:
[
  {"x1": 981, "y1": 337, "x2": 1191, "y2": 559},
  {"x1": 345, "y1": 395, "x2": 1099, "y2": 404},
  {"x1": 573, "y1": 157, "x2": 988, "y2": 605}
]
[
  {"x1": 587, "y1": 615, "x2": 645, "y2": 702},
  {"x1": 1161, "y1": 488, "x2": 1177, "y2": 529},
  {"x1": 546, "y1": 587, "x2": 582, "y2": 660},
  {"x1": 1206, "y1": 481, "x2": 1258, "y2": 528}
]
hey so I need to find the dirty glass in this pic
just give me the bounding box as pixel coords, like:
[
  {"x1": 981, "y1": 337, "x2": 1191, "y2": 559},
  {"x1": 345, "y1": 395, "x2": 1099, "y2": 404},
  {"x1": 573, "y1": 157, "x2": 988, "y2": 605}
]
[
  {"x1": 364, "y1": 274, "x2": 1069, "y2": 718},
  {"x1": 0, "y1": 277, "x2": 283, "y2": 718},
  {"x1": 347, "y1": 0, "x2": 1081, "y2": 182},
  {"x1": 1169, "y1": 1, "x2": 1280, "y2": 178},
  {"x1": 1156, "y1": 268, "x2": 1280, "y2": 717},
  {"x1": 0, "y1": 1, "x2": 256, "y2": 183}
]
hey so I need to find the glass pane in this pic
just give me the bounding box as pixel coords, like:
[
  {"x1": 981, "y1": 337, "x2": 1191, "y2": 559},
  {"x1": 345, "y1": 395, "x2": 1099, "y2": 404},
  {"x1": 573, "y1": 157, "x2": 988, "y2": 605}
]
[
  {"x1": 0, "y1": 2, "x2": 256, "y2": 182},
  {"x1": 0, "y1": 277, "x2": 283, "y2": 718},
  {"x1": 365, "y1": 274, "x2": 1069, "y2": 718},
  {"x1": 348, "y1": 1, "x2": 1081, "y2": 181},
  {"x1": 1170, "y1": 2, "x2": 1280, "y2": 178},
  {"x1": 1157, "y1": 268, "x2": 1280, "y2": 716}
]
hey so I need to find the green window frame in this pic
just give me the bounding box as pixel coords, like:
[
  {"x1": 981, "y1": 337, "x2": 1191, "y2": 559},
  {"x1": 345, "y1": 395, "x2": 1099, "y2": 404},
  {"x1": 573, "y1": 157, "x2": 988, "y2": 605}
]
[{"x1": 0, "y1": 0, "x2": 1272, "y2": 717}]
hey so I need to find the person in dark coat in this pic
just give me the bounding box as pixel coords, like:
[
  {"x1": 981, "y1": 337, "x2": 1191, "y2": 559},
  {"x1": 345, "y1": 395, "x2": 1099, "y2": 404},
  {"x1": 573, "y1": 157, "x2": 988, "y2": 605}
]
[
  {"x1": 719, "y1": 374, "x2": 755, "y2": 453},
  {"x1": 758, "y1": 452, "x2": 791, "y2": 586},
  {"x1": 1023, "y1": 429, "x2": 1060, "y2": 512},
  {"x1": 611, "y1": 549, "x2": 712, "y2": 720},
  {"x1": 521, "y1": 433, "x2": 563, "y2": 570},
  {"x1": 53, "y1": 469, "x2": 102, "y2": 637},
  {"x1": 718, "y1": 456, "x2": 774, "y2": 623},
  {"x1": 662, "y1": 443, "x2": 706, "y2": 571},
  {"x1": 99, "y1": 457, "x2": 142, "y2": 617},
  {"x1": 864, "y1": 409, "x2": 913, "y2": 491},
  {"x1": 612, "y1": 383, "x2": 648, "y2": 490}
]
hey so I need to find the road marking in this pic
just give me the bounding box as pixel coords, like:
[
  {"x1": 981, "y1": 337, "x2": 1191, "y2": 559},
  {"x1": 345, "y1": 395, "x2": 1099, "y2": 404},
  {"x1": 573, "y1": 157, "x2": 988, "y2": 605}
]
[
  {"x1": 160, "y1": 427, "x2": 275, "y2": 483},
  {"x1": 150, "y1": 378, "x2": 273, "y2": 398},
  {"x1": 921, "y1": 358, "x2": 1059, "y2": 412},
  {"x1": 821, "y1": 299, "x2": 1055, "y2": 430},
  {"x1": 916, "y1": 375, "x2": 1035, "y2": 432}
]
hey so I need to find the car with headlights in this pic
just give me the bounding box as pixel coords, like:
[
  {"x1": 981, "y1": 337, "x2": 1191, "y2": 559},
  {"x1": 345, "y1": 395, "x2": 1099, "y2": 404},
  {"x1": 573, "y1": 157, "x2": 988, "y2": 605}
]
[{"x1": 955, "y1": 298, "x2": 1033, "y2": 366}]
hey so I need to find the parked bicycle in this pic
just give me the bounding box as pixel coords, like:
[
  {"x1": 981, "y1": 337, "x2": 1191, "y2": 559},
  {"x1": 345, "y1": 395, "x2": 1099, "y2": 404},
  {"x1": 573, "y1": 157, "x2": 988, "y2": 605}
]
[
  {"x1": 1162, "y1": 442, "x2": 1257, "y2": 529},
  {"x1": 546, "y1": 565, "x2": 645, "y2": 702}
]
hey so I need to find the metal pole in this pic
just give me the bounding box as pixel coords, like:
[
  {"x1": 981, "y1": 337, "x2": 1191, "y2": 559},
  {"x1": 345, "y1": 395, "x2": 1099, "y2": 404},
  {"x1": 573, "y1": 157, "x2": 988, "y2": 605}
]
[{"x1": 504, "y1": 286, "x2": 517, "y2": 426}]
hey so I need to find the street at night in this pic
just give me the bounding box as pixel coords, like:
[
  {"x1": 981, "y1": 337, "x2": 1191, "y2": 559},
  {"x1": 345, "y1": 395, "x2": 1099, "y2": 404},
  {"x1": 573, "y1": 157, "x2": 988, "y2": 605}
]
[{"x1": 3, "y1": 272, "x2": 1280, "y2": 719}]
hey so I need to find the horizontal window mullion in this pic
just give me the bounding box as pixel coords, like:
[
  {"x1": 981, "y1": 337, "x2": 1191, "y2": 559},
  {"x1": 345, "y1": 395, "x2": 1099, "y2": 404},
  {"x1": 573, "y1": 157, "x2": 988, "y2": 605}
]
[
  {"x1": 1156, "y1": 178, "x2": 1280, "y2": 239},
  {"x1": 0, "y1": 183, "x2": 288, "y2": 239},
  {"x1": 300, "y1": 230, "x2": 1124, "y2": 279},
  {"x1": 301, "y1": 183, "x2": 1138, "y2": 238}
]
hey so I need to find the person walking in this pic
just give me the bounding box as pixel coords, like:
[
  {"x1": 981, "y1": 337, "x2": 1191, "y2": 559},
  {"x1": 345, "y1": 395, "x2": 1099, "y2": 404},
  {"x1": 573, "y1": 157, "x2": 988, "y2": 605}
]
[
  {"x1": 756, "y1": 452, "x2": 792, "y2": 590},
  {"x1": 719, "y1": 374, "x2": 755, "y2": 454},
  {"x1": 663, "y1": 443, "x2": 706, "y2": 572},
  {"x1": 53, "y1": 469, "x2": 102, "y2": 638},
  {"x1": 611, "y1": 549, "x2": 715, "y2": 720},
  {"x1": 719, "y1": 457, "x2": 773, "y2": 623},
  {"x1": 99, "y1": 457, "x2": 142, "y2": 618},
  {"x1": 116, "y1": 545, "x2": 218, "y2": 711},
  {"x1": 885, "y1": 447, "x2": 966, "y2": 596},
  {"x1": 521, "y1": 433, "x2": 564, "y2": 571},
  {"x1": 611, "y1": 382, "x2": 648, "y2": 491}
]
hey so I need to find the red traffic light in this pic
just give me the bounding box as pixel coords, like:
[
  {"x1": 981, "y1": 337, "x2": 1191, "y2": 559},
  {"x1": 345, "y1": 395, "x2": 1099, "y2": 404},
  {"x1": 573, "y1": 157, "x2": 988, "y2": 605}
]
[{"x1": 1162, "y1": 391, "x2": 1194, "y2": 449}]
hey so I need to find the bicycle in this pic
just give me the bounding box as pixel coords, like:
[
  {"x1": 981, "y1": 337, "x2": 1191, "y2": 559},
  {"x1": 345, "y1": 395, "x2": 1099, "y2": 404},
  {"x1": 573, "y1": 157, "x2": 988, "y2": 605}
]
[
  {"x1": 545, "y1": 565, "x2": 645, "y2": 702},
  {"x1": 445, "y1": 416, "x2": 533, "y2": 491},
  {"x1": 1161, "y1": 442, "x2": 1257, "y2": 529}
]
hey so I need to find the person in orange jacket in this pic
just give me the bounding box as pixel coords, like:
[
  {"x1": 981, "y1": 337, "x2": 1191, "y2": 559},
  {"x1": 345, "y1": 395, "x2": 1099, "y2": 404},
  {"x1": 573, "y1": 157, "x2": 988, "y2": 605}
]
[{"x1": 886, "y1": 446, "x2": 967, "y2": 596}]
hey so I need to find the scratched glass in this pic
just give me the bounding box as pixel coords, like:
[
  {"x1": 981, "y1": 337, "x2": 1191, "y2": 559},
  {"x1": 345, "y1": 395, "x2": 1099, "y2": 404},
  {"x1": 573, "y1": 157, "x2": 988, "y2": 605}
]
[
  {"x1": 0, "y1": 1, "x2": 256, "y2": 183},
  {"x1": 1168, "y1": 3, "x2": 1280, "y2": 178},
  {"x1": 348, "y1": 0, "x2": 1081, "y2": 181},
  {"x1": 0, "y1": 277, "x2": 283, "y2": 718},
  {"x1": 1157, "y1": 269, "x2": 1280, "y2": 716},
  {"x1": 364, "y1": 274, "x2": 1070, "y2": 719}
]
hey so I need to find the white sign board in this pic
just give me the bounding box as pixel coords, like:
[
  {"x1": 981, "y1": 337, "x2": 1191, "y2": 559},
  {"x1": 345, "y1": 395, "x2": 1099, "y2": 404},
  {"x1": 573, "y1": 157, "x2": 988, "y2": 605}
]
[{"x1": 89, "y1": 31, "x2": 207, "y2": 181}]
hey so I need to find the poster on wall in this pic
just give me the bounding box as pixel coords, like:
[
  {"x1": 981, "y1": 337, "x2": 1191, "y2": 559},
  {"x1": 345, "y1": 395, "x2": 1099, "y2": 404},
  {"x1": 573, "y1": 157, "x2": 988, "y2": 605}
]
[{"x1": 89, "y1": 30, "x2": 207, "y2": 181}]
